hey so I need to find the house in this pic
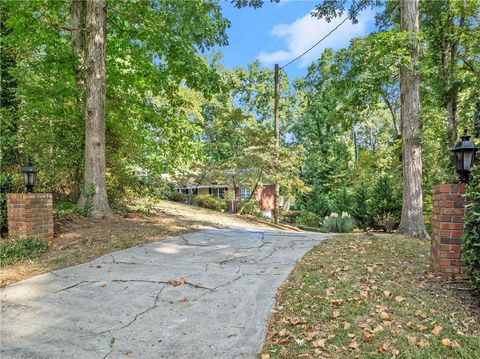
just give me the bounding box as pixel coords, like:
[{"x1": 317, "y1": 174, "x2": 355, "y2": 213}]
[{"x1": 175, "y1": 181, "x2": 276, "y2": 215}]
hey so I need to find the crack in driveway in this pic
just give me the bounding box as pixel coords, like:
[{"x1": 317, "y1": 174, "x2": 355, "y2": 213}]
[{"x1": 1, "y1": 228, "x2": 331, "y2": 359}]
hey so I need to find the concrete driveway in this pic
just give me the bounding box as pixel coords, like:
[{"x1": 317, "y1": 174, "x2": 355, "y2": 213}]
[{"x1": 1, "y1": 228, "x2": 331, "y2": 359}]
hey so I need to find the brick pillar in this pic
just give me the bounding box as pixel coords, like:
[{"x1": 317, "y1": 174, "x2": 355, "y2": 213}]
[
  {"x1": 6, "y1": 193, "x2": 54, "y2": 241},
  {"x1": 430, "y1": 184, "x2": 468, "y2": 279}
]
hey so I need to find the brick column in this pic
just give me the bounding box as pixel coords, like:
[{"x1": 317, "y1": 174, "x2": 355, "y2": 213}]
[
  {"x1": 6, "y1": 193, "x2": 54, "y2": 241},
  {"x1": 430, "y1": 184, "x2": 468, "y2": 279}
]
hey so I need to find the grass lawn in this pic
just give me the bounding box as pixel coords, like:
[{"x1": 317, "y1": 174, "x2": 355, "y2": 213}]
[{"x1": 261, "y1": 233, "x2": 480, "y2": 359}]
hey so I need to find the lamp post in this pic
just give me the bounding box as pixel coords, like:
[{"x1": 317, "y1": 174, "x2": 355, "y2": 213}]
[
  {"x1": 451, "y1": 129, "x2": 477, "y2": 184},
  {"x1": 22, "y1": 162, "x2": 38, "y2": 193}
]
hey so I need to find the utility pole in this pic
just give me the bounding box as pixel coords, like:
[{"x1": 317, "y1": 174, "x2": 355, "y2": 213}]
[{"x1": 274, "y1": 64, "x2": 280, "y2": 224}]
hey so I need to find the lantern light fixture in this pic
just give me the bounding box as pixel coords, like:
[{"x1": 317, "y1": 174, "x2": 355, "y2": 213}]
[
  {"x1": 22, "y1": 162, "x2": 38, "y2": 193},
  {"x1": 451, "y1": 128, "x2": 477, "y2": 184}
]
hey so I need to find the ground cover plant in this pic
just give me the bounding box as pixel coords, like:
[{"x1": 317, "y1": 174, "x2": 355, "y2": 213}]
[
  {"x1": 462, "y1": 168, "x2": 480, "y2": 291},
  {"x1": 0, "y1": 237, "x2": 49, "y2": 266},
  {"x1": 261, "y1": 234, "x2": 480, "y2": 359}
]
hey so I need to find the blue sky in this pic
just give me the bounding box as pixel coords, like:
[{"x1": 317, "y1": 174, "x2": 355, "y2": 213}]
[{"x1": 217, "y1": 0, "x2": 377, "y2": 79}]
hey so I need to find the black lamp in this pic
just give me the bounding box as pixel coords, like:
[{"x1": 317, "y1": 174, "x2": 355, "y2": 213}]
[
  {"x1": 451, "y1": 129, "x2": 477, "y2": 184},
  {"x1": 22, "y1": 162, "x2": 38, "y2": 193}
]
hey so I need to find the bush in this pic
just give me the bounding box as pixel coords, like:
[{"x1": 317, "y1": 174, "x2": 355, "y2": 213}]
[
  {"x1": 193, "y1": 195, "x2": 227, "y2": 211},
  {"x1": 350, "y1": 181, "x2": 373, "y2": 231},
  {"x1": 296, "y1": 212, "x2": 320, "y2": 227},
  {"x1": 238, "y1": 199, "x2": 261, "y2": 216},
  {"x1": 462, "y1": 167, "x2": 480, "y2": 291},
  {"x1": 0, "y1": 175, "x2": 14, "y2": 236},
  {"x1": 322, "y1": 212, "x2": 355, "y2": 233},
  {"x1": 375, "y1": 213, "x2": 398, "y2": 232},
  {"x1": 0, "y1": 237, "x2": 49, "y2": 266},
  {"x1": 169, "y1": 192, "x2": 191, "y2": 203},
  {"x1": 369, "y1": 176, "x2": 402, "y2": 230}
]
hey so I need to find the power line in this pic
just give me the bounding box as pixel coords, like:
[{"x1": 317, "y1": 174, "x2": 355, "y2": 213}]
[{"x1": 281, "y1": 12, "x2": 354, "y2": 70}]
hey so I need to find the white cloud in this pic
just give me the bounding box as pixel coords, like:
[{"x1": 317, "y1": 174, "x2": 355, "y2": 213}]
[{"x1": 258, "y1": 9, "x2": 374, "y2": 68}]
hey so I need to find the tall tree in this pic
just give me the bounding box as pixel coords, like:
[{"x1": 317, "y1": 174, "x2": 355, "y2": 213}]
[
  {"x1": 78, "y1": 0, "x2": 110, "y2": 216},
  {"x1": 397, "y1": 0, "x2": 428, "y2": 238}
]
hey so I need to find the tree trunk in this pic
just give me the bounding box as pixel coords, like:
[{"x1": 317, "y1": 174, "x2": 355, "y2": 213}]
[
  {"x1": 78, "y1": 0, "x2": 110, "y2": 217},
  {"x1": 70, "y1": 0, "x2": 85, "y2": 111},
  {"x1": 397, "y1": 0, "x2": 429, "y2": 239}
]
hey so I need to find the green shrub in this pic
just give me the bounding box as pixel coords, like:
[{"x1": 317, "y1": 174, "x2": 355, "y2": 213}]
[
  {"x1": 350, "y1": 181, "x2": 373, "y2": 231},
  {"x1": 0, "y1": 175, "x2": 14, "y2": 236},
  {"x1": 193, "y1": 195, "x2": 226, "y2": 211},
  {"x1": 53, "y1": 198, "x2": 83, "y2": 216},
  {"x1": 0, "y1": 237, "x2": 49, "y2": 266},
  {"x1": 238, "y1": 199, "x2": 261, "y2": 216},
  {"x1": 462, "y1": 167, "x2": 480, "y2": 291},
  {"x1": 369, "y1": 176, "x2": 402, "y2": 230},
  {"x1": 296, "y1": 212, "x2": 320, "y2": 227},
  {"x1": 169, "y1": 192, "x2": 191, "y2": 203},
  {"x1": 322, "y1": 212, "x2": 356, "y2": 233},
  {"x1": 375, "y1": 212, "x2": 398, "y2": 232},
  {"x1": 296, "y1": 224, "x2": 326, "y2": 232}
]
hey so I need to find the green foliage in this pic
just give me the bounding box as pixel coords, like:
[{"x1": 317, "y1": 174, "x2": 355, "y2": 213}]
[
  {"x1": 295, "y1": 212, "x2": 321, "y2": 228},
  {"x1": 462, "y1": 167, "x2": 480, "y2": 291},
  {"x1": 53, "y1": 199, "x2": 83, "y2": 217},
  {"x1": 321, "y1": 212, "x2": 356, "y2": 233},
  {"x1": 0, "y1": 175, "x2": 14, "y2": 236},
  {"x1": 1, "y1": 0, "x2": 229, "y2": 200},
  {"x1": 375, "y1": 212, "x2": 398, "y2": 233},
  {"x1": 169, "y1": 192, "x2": 192, "y2": 204},
  {"x1": 350, "y1": 181, "x2": 373, "y2": 231},
  {"x1": 0, "y1": 237, "x2": 49, "y2": 266},
  {"x1": 370, "y1": 176, "x2": 402, "y2": 230},
  {"x1": 238, "y1": 199, "x2": 261, "y2": 216},
  {"x1": 193, "y1": 195, "x2": 226, "y2": 211}
]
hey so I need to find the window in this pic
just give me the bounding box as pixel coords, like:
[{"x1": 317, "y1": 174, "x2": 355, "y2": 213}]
[
  {"x1": 240, "y1": 188, "x2": 252, "y2": 200},
  {"x1": 209, "y1": 187, "x2": 227, "y2": 199}
]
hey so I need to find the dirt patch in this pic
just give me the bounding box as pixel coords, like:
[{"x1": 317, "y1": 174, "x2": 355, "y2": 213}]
[{"x1": 1, "y1": 200, "x2": 276, "y2": 287}]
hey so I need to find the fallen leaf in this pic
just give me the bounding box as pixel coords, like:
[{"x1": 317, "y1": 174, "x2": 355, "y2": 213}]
[
  {"x1": 178, "y1": 297, "x2": 188, "y2": 303},
  {"x1": 416, "y1": 324, "x2": 429, "y2": 332},
  {"x1": 376, "y1": 343, "x2": 387, "y2": 353},
  {"x1": 417, "y1": 339, "x2": 430, "y2": 348},
  {"x1": 441, "y1": 338, "x2": 452, "y2": 347},
  {"x1": 294, "y1": 338, "x2": 305, "y2": 346},
  {"x1": 383, "y1": 291, "x2": 391, "y2": 297},
  {"x1": 407, "y1": 321, "x2": 415, "y2": 328},
  {"x1": 332, "y1": 310, "x2": 340, "y2": 318},
  {"x1": 451, "y1": 340, "x2": 461, "y2": 349},
  {"x1": 123, "y1": 351, "x2": 133, "y2": 356},
  {"x1": 348, "y1": 340, "x2": 359, "y2": 350},
  {"x1": 431, "y1": 325, "x2": 443, "y2": 336},
  {"x1": 260, "y1": 354, "x2": 270, "y2": 359},
  {"x1": 363, "y1": 332, "x2": 373, "y2": 343},
  {"x1": 407, "y1": 335, "x2": 417, "y2": 345},
  {"x1": 367, "y1": 267, "x2": 374, "y2": 273},
  {"x1": 326, "y1": 287, "x2": 336, "y2": 296},
  {"x1": 313, "y1": 338, "x2": 326, "y2": 348},
  {"x1": 395, "y1": 296, "x2": 406, "y2": 303},
  {"x1": 167, "y1": 277, "x2": 187, "y2": 286},
  {"x1": 343, "y1": 322, "x2": 351, "y2": 330}
]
